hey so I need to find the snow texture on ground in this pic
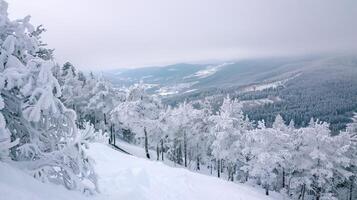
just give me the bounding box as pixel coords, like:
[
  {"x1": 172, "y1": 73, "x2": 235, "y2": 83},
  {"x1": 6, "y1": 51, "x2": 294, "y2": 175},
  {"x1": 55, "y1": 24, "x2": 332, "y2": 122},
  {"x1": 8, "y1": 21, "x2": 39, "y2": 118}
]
[{"x1": 1, "y1": 143, "x2": 280, "y2": 200}]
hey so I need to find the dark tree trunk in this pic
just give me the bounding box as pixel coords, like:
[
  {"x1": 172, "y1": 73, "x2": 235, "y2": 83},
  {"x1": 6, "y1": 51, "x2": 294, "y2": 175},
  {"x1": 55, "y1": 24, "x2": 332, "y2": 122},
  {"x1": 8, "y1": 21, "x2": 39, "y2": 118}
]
[
  {"x1": 299, "y1": 184, "x2": 306, "y2": 200},
  {"x1": 196, "y1": 156, "x2": 200, "y2": 170},
  {"x1": 104, "y1": 113, "x2": 107, "y2": 125},
  {"x1": 265, "y1": 184, "x2": 269, "y2": 196},
  {"x1": 302, "y1": 184, "x2": 305, "y2": 200},
  {"x1": 217, "y1": 159, "x2": 221, "y2": 178},
  {"x1": 161, "y1": 139, "x2": 164, "y2": 161},
  {"x1": 113, "y1": 124, "x2": 116, "y2": 145},
  {"x1": 109, "y1": 124, "x2": 113, "y2": 144},
  {"x1": 156, "y1": 144, "x2": 160, "y2": 161},
  {"x1": 113, "y1": 130, "x2": 116, "y2": 145},
  {"x1": 184, "y1": 132, "x2": 187, "y2": 167},
  {"x1": 111, "y1": 124, "x2": 117, "y2": 145},
  {"x1": 108, "y1": 134, "x2": 111, "y2": 144},
  {"x1": 221, "y1": 159, "x2": 224, "y2": 173},
  {"x1": 109, "y1": 124, "x2": 115, "y2": 145},
  {"x1": 93, "y1": 114, "x2": 96, "y2": 129},
  {"x1": 144, "y1": 127, "x2": 150, "y2": 159},
  {"x1": 315, "y1": 187, "x2": 321, "y2": 200},
  {"x1": 210, "y1": 162, "x2": 213, "y2": 175},
  {"x1": 282, "y1": 168, "x2": 285, "y2": 188}
]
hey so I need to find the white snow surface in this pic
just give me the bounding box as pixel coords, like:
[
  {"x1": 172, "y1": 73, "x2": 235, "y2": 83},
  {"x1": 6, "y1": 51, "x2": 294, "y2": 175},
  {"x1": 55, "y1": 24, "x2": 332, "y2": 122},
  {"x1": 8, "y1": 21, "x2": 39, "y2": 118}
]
[
  {"x1": 1, "y1": 143, "x2": 279, "y2": 200},
  {"x1": 242, "y1": 73, "x2": 302, "y2": 93},
  {"x1": 185, "y1": 62, "x2": 233, "y2": 79},
  {"x1": 0, "y1": 162, "x2": 88, "y2": 200},
  {"x1": 157, "y1": 82, "x2": 198, "y2": 96}
]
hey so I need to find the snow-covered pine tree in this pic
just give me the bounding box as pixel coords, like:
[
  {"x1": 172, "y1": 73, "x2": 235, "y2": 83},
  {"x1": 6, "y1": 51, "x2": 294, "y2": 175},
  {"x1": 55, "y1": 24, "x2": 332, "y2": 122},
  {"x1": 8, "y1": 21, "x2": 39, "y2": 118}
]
[
  {"x1": 0, "y1": 92, "x2": 18, "y2": 160},
  {"x1": 0, "y1": 1, "x2": 97, "y2": 193},
  {"x1": 60, "y1": 62, "x2": 85, "y2": 112}
]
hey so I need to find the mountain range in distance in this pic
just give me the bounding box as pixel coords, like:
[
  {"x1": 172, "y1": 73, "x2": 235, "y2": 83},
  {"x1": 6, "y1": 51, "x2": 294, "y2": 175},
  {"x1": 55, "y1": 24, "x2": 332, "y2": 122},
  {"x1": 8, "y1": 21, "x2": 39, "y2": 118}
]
[{"x1": 103, "y1": 54, "x2": 357, "y2": 132}]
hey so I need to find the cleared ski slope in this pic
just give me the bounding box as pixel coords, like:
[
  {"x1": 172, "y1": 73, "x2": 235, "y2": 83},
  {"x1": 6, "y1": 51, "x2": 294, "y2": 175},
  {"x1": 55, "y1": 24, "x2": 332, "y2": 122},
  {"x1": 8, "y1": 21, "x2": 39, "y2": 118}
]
[{"x1": 1, "y1": 143, "x2": 280, "y2": 200}]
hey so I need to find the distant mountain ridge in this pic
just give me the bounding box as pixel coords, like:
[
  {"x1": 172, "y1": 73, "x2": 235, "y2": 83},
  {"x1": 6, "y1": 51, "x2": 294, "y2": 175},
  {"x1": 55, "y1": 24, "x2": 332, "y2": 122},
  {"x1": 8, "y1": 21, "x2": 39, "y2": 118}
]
[
  {"x1": 103, "y1": 57, "x2": 311, "y2": 95},
  {"x1": 103, "y1": 55, "x2": 357, "y2": 131}
]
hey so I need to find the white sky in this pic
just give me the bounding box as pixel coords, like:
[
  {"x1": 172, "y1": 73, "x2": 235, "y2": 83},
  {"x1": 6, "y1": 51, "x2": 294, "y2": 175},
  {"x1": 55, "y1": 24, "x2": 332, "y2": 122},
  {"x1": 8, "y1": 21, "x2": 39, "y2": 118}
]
[{"x1": 6, "y1": 0, "x2": 357, "y2": 70}]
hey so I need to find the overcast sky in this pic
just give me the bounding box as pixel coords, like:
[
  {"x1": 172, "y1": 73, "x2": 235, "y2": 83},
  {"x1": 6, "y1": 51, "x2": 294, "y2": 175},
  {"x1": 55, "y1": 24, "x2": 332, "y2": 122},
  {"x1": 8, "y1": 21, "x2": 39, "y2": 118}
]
[{"x1": 6, "y1": 0, "x2": 357, "y2": 70}]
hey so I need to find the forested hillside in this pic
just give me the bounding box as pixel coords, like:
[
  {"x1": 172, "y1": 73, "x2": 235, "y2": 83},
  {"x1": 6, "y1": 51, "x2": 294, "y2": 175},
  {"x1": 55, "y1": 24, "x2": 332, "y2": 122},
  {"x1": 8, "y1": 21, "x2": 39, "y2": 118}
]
[
  {"x1": 1, "y1": 1, "x2": 357, "y2": 200},
  {"x1": 156, "y1": 56, "x2": 357, "y2": 132}
]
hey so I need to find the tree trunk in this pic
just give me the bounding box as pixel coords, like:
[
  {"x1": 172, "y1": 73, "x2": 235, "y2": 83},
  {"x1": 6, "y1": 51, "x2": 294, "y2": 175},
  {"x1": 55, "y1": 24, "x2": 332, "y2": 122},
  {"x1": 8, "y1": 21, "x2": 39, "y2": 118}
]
[
  {"x1": 109, "y1": 127, "x2": 112, "y2": 144},
  {"x1": 282, "y1": 168, "x2": 285, "y2": 188},
  {"x1": 184, "y1": 132, "x2": 187, "y2": 167},
  {"x1": 104, "y1": 113, "x2": 107, "y2": 125},
  {"x1": 176, "y1": 143, "x2": 182, "y2": 165},
  {"x1": 265, "y1": 184, "x2": 269, "y2": 196},
  {"x1": 315, "y1": 187, "x2": 321, "y2": 200},
  {"x1": 210, "y1": 162, "x2": 213, "y2": 175},
  {"x1": 230, "y1": 164, "x2": 236, "y2": 182},
  {"x1": 109, "y1": 124, "x2": 113, "y2": 144},
  {"x1": 227, "y1": 165, "x2": 231, "y2": 181},
  {"x1": 109, "y1": 124, "x2": 114, "y2": 145},
  {"x1": 93, "y1": 114, "x2": 96, "y2": 129},
  {"x1": 287, "y1": 176, "x2": 292, "y2": 196},
  {"x1": 302, "y1": 184, "x2": 305, "y2": 200},
  {"x1": 113, "y1": 130, "x2": 116, "y2": 145},
  {"x1": 156, "y1": 144, "x2": 160, "y2": 161},
  {"x1": 221, "y1": 159, "x2": 224, "y2": 173},
  {"x1": 196, "y1": 156, "x2": 200, "y2": 170},
  {"x1": 299, "y1": 184, "x2": 306, "y2": 200},
  {"x1": 217, "y1": 159, "x2": 221, "y2": 178},
  {"x1": 113, "y1": 124, "x2": 116, "y2": 145},
  {"x1": 144, "y1": 127, "x2": 150, "y2": 159},
  {"x1": 161, "y1": 139, "x2": 164, "y2": 161}
]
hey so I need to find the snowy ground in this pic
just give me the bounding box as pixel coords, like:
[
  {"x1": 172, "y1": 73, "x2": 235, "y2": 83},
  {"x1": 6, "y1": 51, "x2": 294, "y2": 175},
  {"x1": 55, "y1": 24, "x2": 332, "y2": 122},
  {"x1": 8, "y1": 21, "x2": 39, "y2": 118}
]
[
  {"x1": 1, "y1": 143, "x2": 280, "y2": 200},
  {"x1": 0, "y1": 162, "x2": 89, "y2": 200}
]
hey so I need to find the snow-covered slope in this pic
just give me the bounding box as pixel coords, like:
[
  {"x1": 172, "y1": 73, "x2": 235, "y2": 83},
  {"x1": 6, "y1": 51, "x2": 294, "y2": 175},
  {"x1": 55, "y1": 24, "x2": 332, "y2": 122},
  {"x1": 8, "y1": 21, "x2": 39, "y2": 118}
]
[
  {"x1": 0, "y1": 162, "x2": 89, "y2": 200},
  {"x1": 1, "y1": 143, "x2": 279, "y2": 200}
]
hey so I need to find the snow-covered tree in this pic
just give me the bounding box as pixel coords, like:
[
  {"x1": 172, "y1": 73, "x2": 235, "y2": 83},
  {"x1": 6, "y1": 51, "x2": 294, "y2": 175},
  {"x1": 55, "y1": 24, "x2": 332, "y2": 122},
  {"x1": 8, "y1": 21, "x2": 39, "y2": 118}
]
[
  {"x1": 243, "y1": 120, "x2": 285, "y2": 195},
  {"x1": 346, "y1": 114, "x2": 357, "y2": 142},
  {"x1": 280, "y1": 119, "x2": 353, "y2": 200},
  {"x1": 0, "y1": 94, "x2": 18, "y2": 160},
  {"x1": 86, "y1": 76, "x2": 122, "y2": 132},
  {"x1": 0, "y1": 1, "x2": 97, "y2": 193},
  {"x1": 209, "y1": 96, "x2": 252, "y2": 178},
  {"x1": 111, "y1": 83, "x2": 163, "y2": 159},
  {"x1": 165, "y1": 101, "x2": 204, "y2": 167}
]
